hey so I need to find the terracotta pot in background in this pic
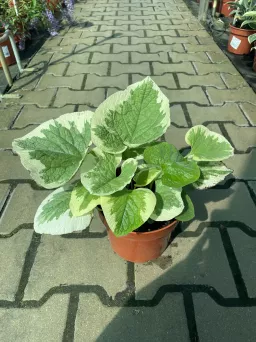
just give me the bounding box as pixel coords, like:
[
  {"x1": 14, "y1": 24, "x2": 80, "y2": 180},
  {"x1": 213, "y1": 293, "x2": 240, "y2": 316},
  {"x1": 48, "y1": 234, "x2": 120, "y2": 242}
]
[
  {"x1": 228, "y1": 25, "x2": 256, "y2": 55},
  {"x1": 0, "y1": 34, "x2": 16, "y2": 68},
  {"x1": 219, "y1": 0, "x2": 233, "y2": 17},
  {"x1": 99, "y1": 211, "x2": 178, "y2": 263}
]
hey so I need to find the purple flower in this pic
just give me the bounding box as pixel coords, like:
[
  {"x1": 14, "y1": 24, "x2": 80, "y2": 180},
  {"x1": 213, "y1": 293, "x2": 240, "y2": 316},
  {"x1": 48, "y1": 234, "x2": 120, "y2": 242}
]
[{"x1": 45, "y1": 8, "x2": 60, "y2": 36}]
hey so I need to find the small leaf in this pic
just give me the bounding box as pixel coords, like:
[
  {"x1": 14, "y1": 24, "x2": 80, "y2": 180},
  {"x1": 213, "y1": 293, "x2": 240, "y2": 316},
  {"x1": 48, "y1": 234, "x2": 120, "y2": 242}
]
[
  {"x1": 35, "y1": 186, "x2": 92, "y2": 235},
  {"x1": 81, "y1": 153, "x2": 138, "y2": 196},
  {"x1": 175, "y1": 192, "x2": 195, "y2": 222},
  {"x1": 101, "y1": 188, "x2": 156, "y2": 236},
  {"x1": 70, "y1": 182, "x2": 101, "y2": 216},
  {"x1": 161, "y1": 159, "x2": 200, "y2": 188},
  {"x1": 185, "y1": 125, "x2": 234, "y2": 161},
  {"x1": 91, "y1": 77, "x2": 170, "y2": 153},
  {"x1": 12, "y1": 111, "x2": 93, "y2": 189},
  {"x1": 193, "y1": 162, "x2": 233, "y2": 189},
  {"x1": 151, "y1": 180, "x2": 184, "y2": 221},
  {"x1": 134, "y1": 164, "x2": 162, "y2": 186}
]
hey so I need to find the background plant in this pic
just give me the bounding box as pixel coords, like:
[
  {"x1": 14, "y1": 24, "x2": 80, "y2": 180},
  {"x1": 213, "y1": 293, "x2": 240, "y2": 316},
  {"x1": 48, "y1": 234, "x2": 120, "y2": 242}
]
[
  {"x1": 228, "y1": 0, "x2": 256, "y2": 28},
  {"x1": 12, "y1": 77, "x2": 234, "y2": 237}
]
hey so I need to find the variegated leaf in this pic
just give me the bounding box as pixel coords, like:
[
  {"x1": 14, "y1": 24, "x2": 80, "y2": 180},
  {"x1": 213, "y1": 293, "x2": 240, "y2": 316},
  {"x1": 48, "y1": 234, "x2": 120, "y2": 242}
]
[{"x1": 70, "y1": 182, "x2": 101, "y2": 216}]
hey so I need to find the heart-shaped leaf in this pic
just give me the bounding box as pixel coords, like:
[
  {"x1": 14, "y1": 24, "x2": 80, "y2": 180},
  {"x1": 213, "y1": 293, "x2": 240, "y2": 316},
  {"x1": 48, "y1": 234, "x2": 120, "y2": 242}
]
[
  {"x1": 70, "y1": 182, "x2": 101, "y2": 216},
  {"x1": 35, "y1": 186, "x2": 92, "y2": 235},
  {"x1": 144, "y1": 142, "x2": 182, "y2": 165},
  {"x1": 175, "y1": 192, "x2": 195, "y2": 222},
  {"x1": 91, "y1": 77, "x2": 170, "y2": 153},
  {"x1": 134, "y1": 164, "x2": 162, "y2": 186},
  {"x1": 12, "y1": 111, "x2": 93, "y2": 189},
  {"x1": 101, "y1": 188, "x2": 156, "y2": 236},
  {"x1": 151, "y1": 180, "x2": 184, "y2": 221},
  {"x1": 185, "y1": 125, "x2": 234, "y2": 161}
]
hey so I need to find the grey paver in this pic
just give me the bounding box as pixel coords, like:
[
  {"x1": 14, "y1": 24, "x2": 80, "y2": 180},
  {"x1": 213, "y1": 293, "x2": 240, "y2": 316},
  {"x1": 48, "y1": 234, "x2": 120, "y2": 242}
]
[
  {"x1": 66, "y1": 62, "x2": 108, "y2": 76},
  {"x1": 224, "y1": 150, "x2": 256, "y2": 180},
  {"x1": 111, "y1": 62, "x2": 151, "y2": 76},
  {"x1": 169, "y1": 51, "x2": 210, "y2": 63},
  {"x1": 131, "y1": 52, "x2": 169, "y2": 63},
  {"x1": 50, "y1": 53, "x2": 90, "y2": 64},
  {"x1": 206, "y1": 51, "x2": 230, "y2": 63},
  {"x1": 239, "y1": 103, "x2": 256, "y2": 125},
  {"x1": 0, "y1": 184, "x2": 10, "y2": 210},
  {"x1": 225, "y1": 124, "x2": 256, "y2": 151},
  {"x1": 0, "y1": 295, "x2": 69, "y2": 341},
  {"x1": 0, "y1": 151, "x2": 30, "y2": 180},
  {"x1": 194, "y1": 62, "x2": 239, "y2": 75},
  {"x1": 46, "y1": 63, "x2": 68, "y2": 76},
  {"x1": 113, "y1": 44, "x2": 147, "y2": 53},
  {"x1": 149, "y1": 44, "x2": 185, "y2": 52},
  {"x1": 0, "y1": 230, "x2": 33, "y2": 300},
  {"x1": 24, "y1": 236, "x2": 128, "y2": 300},
  {"x1": 0, "y1": 126, "x2": 34, "y2": 149},
  {"x1": 135, "y1": 226, "x2": 238, "y2": 299},
  {"x1": 153, "y1": 61, "x2": 196, "y2": 74},
  {"x1": 0, "y1": 184, "x2": 50, "y2": 234},
  {"x1": 74, "y1": 43, "x2": 111, "y2": 53},
  {"x1": 184, "y1": 43, "x2": 223, "y2": 52},
  {"x1": 163, "y1": 88, "x2": 209, "y2": 105},
  {"x1": 229, "y1": 228, "x2": 256, "y2": 297},
  {"x1": 91, "y1": 52, "x2": 129, "y2": 63},
  {"x1": 37, "y1": 74, "x2": 84, "y2": 90},
  {"x1": 187, "y1": 103, "x2": 248, "y2": 126},
  {"x1": 178, "y1": 73, "x2": 225, "y2": 88},
  {"x1": 207, "y1": 88, "x2": 256, "y2": 105},
  {"x1": 3, "y1": 89, "x2": 56, "y2": 107},
  {"x1": 75, "y1": 293, "x2": 189, "y2": 341},
  {"x1": 132, "y1": 74, "x2": 177, "y2": 89},
  {"x1": 54, "y1": 88, "x2": 105, "y2": 107},
  {"x1": 194, "y1": 294, "x2": 256, "y2": 342},
  {"x1": 85, "y1": 74, "x2": 129, "y2": 89},
  {"x1": 221, "y1": 73, "x2": 249, "y2": 89},
  {"x1": 14, "y1": 105, "x2": 76, "y2": 128}
]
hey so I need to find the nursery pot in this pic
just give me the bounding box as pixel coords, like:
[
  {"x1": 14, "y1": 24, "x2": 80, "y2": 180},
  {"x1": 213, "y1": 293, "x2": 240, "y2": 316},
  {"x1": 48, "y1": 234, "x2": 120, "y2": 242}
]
[
  {"x1": 228, "y1": 25, "x2": 256, "y2": 55},
  {"x1": 219, "y1": 0, "x2": 232, "y2": 17},
  {"x1": 0, "y1": 34, "x2": 16, "y2": 68},
  {"x1": 99, "y1": 212, "x2": 178, "y2": 263}
]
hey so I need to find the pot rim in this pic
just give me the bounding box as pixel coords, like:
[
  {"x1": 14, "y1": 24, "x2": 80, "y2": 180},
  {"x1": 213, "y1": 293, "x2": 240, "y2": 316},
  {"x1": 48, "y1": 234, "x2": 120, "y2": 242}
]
[{"x1": 229, "y1": 24, "x2": 256, "y2": 33}]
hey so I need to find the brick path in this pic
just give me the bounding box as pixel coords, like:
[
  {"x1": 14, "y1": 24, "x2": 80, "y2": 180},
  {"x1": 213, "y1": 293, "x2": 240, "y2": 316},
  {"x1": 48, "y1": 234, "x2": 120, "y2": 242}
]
[{"x1": 1, "y1": 0, "x2": 256, "y2": 341}]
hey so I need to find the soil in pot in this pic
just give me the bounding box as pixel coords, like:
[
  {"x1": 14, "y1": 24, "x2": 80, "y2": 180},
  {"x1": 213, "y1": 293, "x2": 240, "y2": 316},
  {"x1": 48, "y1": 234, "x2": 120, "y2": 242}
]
[
  {"x1": 228, "y1": 25, "x2": 256, "y2": 55},
  {"x1": 99, "y1": 211, "x2": 178, "y2": 263}
]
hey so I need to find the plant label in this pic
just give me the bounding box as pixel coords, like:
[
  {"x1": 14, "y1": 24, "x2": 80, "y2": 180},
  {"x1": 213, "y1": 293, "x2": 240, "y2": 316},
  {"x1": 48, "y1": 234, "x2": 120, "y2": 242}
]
[
  {"x1": 2, "y1": 46, "x2": 11, "y2": 58},
  {"x1": 230, "y1": 36, "x2": 241, "y2": 50}
]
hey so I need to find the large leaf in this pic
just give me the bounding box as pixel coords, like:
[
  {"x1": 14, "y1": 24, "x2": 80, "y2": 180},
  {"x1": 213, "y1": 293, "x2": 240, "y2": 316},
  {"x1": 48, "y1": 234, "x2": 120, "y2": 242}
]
[
  {"x1": 144, "y1": 142, "x2": 182, "y2": 165},
  {"x1": 193, "y1": 162, "x2": 233, "y2": 189},
  {"x1": 185, "y1": 125, "x2": 234, "y2": 161},
  {"x1": 161, "y1": 159, "x2": 200, "y2": 188},
  {"x1": 81, "y1": 153, "x2": 138, "y2": 196},
  {"x1": 101, "y1": 188, "x2": 156, "y2": 236},
  {"x1": 175, "y1": 192, "x2": 195, "y2": 222},
  {"x1": 12, "y1": 111, "x2": 93, "y2": 189},
  {"x1": 248, "y1": 33, "x2": 256, "y2": 44},
  {"x1": 151, "y1": 180, "x2": 184, "y2": 221},
  {"x1": 91, "y1": 77, "x2": 170, "y2": 154},
  {"x1": 35, "y1": 186, "x2": 92, "y2": 235},
  {"x1": 70, "y1": 182, "x2": 101, "y2": 216},
  {"x1": 134, "y1": 164, "x2": 162, "y2": 186}
]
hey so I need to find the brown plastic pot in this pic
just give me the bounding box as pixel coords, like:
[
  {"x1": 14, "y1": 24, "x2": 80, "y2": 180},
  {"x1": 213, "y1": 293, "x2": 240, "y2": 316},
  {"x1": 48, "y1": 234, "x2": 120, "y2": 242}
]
[
  {"x1": 99, "y1": 211, "x2": 178, "y2": 263},
  {"x1": 220, "y1": 0, "x2": 232, "y2": 17},
  {"x1": 0, "y1": 34, "x2": 16, "y2": 68},
  {"x1": 228, "y1": 25, "x2": 256, "y2": 55}
]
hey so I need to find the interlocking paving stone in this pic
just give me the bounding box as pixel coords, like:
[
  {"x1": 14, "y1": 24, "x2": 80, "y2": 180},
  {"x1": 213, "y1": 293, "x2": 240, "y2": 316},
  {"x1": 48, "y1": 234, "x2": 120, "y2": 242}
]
[
  {"x1": 0, "y1": 104, "x2": 22, "y2": 129},
  {"x1": 60, "y1": 37, "x2": 95, "y2": 46},
  {"x1": 13, "y1": 105, "x2": 76, "y2": 128},
  {"x1": 221, "y1": 73, "x2": 249, "y2": 89},
  {"x1": 111, "y1": 62, "x2": 151, "y2": 75},
  {"x1": 0, "y1": 230, "x2": 33, "y2": 300},
  {"x1": 207, "y1": 88, "x2": 256, "y2": 105},
  {"x1": 91, "y1": 52, "x2": 129, "y2": 63},
  {"x1": 170, "y1": 105, "x2": 188, "y2": 126},
  {"x1": 224, "y1": 124, "x2": 256, "y2": 151},
  {"x1": 131, "y1": 36, "x2": 164, "y2": 44},
  {"x1": 194, "y1": 294, "x2": 256, "y2": 341},
  {"x1": 37, "y1": 74, "x2": 84, "y2": 90},
  {"x1": 85, "y1": 74, "x2": 129, "y2": 89},
  {"x1": 184, "y1": 43, "x2": 223, "y2": 52},
  {"x1": 149, "y1": 43, "x2": 185, "y2": 52},
  {"x1": 248, "y1": 180, "x2": 256, "y2": 194},
  {"x1": 0, "y1": 184, "x2": 9, "y2": 210},
  {"x1": 54, "y1": 88, "x2": 105, "y2": 107},
  {"x1": 188, "y1": 182, "x2": 256, "y2": 230},
  {"x1": 40, "y1": 45, "x2": 75, "y2": 54},
  {"x1": 224, "y1": 150, "x2": 256, "y2": 180},
  {"x1": 0, "y1": 296, "x2": 69, "y2": 341},
  {"x1": 9, "y1": 72, "x2": 42, "y2": 92},
  {"x1": 24, "y1": 236, "x2": 127, "y2": 300},
  {"x1": 74, "y1": 43, "x2": 111, "y2": 53},
  {"x1": 153, "y1": 61, "x2": 196, "y2": 74},
  {"x1": 66, "y1": 62, "x2": 109, "y2": 76},
  {"x1": 178, "y1": 73, "x2": 225, "y2": 88},
  {"x1": 162, "y1": 88, "x2": 209, "y2": 105},
  {"x1": 2, "y1": 89, "x2": 56, "y2": 107},
  {"x1": 0, "y1": 184, "x2": 50, "y2": 234},
  {"x1": 0, "y1": 127, "x2": 34, "y2": 149},
  {"x1": 206, "y1": 51, "x2": 230, "y2": 63},
  {"x1": 0, "y1": 151, "x2": 30, "y2": 180},
  {"x1": 135, "y1": 226, "x2": 238, "y2": 299},
  {"x1": 194, "y1": 62, "x2": 239, "y2": 75},
  {"x1": 75, "y1": 293, "x2": 189, "y2": 341},
  {"x1": 50, "y1": 52, "x2": 90, "y2": 64},
  {"x1": 187, "y1": 103, "x2": 248, "y2": 126},
  {"x1": 229, "y1": 228, "x2": 256, "y2": 297},
  {"x1": 147, "y1": 30, "x2": 177, "y2": 37},
  {"x1": 169, "y1": 51, "x2": 210, "y2": 62},
  {"x1": 45, "y1": 63, "x2": 68, "y2": 76},
  {"x1": 240, "y1": 103, "x2": 256, "y2": 125},
  {"x1": 178, "y1": 29, "x2": 210, "y2": 37},
  {"x1": 132, "y1": 74, "x2": 177, "y2": 88},
  {"x1": 113, "y1": 44, "x2": 147, "y2": 53},
  {"x1": 131, "y1": 52, "x2": 169, "y2": 63}
]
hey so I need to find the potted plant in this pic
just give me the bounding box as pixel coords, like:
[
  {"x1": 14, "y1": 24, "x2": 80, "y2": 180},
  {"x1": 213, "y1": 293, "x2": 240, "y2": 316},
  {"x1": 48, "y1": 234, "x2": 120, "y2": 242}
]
[
  {"x1": 227, "y1": 0, "x2": 256, "y2": 54},
  {"x1": 12, "y1": 78, "x2": 234, "y2": 263}
]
